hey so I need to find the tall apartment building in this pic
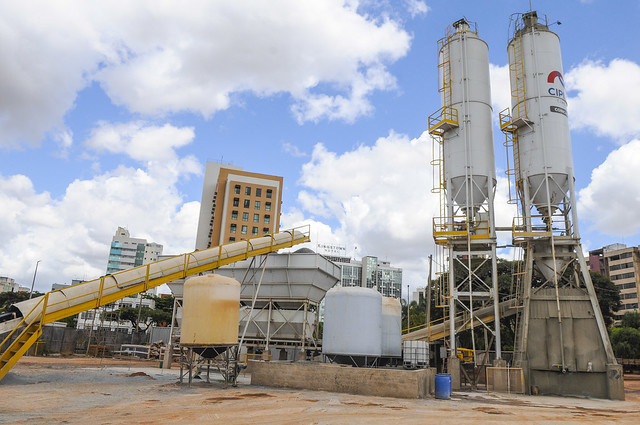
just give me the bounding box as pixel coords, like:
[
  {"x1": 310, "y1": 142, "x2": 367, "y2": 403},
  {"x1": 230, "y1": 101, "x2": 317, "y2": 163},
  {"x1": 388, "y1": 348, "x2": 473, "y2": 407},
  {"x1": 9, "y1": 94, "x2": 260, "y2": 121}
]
[
  {"x1": 76, "y1": 229, "x2": 162, "y2": 331},
  {"x1": 106, "y1": 227, "x2": 163, "y2": 274},
  {"x1": 589, "y1": 243, "x2": 640, "y2": 318},
  {"x1": 323, "y1": 251, "x2": 403, "y2": 298},
  {"x1": 195, "y1": 162, "x2": 283, "y2": 250}
]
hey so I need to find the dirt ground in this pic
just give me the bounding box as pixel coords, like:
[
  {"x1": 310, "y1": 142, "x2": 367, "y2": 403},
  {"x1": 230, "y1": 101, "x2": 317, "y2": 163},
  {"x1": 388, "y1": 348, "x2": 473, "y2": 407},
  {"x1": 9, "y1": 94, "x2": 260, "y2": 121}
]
[{"x1": 1, "y1": 356, "x2": 639, "y2": 424}]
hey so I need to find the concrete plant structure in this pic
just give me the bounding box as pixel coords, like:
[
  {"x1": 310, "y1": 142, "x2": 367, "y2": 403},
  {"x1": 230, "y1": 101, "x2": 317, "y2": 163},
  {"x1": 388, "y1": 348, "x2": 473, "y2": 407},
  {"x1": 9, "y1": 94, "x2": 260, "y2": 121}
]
[
  {"x1": 0, "y1": 227, "x2": 310, "y2": 381},
  {"x1": 500, "y1": 11, "x2": 622, "y2": 399},
  {"x1": 428, "y1": 18, "x2": 502, "y2": 389},
  {"x1": 168, "y1": 249, "x2": 341, "y2": 361}
]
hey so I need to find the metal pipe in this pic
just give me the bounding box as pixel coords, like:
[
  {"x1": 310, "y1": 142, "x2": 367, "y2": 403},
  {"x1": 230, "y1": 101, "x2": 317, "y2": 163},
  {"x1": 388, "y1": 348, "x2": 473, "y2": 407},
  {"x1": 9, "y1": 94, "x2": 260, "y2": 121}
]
[
  {"x1": 29, "y1": 260, "x2": 41, "y2": 299},
  {"x1": 426, "y1": 255, "x2": 433, "y2": 341}
]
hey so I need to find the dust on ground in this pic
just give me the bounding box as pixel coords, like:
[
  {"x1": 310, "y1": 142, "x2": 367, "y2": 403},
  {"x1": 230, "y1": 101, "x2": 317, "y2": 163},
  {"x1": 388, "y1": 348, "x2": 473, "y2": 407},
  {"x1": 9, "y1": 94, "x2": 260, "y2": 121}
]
[{"x1": 1, "y1": 356, "x2": 639, "y2": 424}]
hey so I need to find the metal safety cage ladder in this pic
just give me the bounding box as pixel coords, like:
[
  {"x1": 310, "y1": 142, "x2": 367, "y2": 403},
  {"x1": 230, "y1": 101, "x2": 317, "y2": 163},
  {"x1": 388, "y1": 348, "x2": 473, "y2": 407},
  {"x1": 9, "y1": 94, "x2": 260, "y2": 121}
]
[{"x1": 508, "y1": 31, "x2": 527, "y2": 122}]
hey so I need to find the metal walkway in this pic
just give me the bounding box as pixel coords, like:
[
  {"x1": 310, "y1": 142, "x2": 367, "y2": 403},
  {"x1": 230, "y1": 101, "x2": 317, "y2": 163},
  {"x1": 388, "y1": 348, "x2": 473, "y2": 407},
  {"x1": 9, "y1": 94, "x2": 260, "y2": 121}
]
[
  {"x1": 0, "y1": 226, "x2": 310, "y2": 382},
  {"x1": 402, "y1": 298, "x2": 518, "y2": 342}
]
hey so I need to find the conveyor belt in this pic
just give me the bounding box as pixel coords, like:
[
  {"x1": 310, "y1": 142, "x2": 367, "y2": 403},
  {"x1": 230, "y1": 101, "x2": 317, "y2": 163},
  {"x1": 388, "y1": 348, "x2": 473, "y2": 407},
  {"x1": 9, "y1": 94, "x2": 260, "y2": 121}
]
[
  {"x1": 402, "y1": 297, "x2": 518, "y2": 342},
  {"x1": 0, "y1": 226, "x2": 310, "y2": 382}
]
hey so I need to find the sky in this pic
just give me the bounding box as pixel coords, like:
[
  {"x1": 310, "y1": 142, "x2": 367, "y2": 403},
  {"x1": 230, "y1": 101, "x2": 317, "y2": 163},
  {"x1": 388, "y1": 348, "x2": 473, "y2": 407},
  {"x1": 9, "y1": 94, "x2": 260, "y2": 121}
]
[{"x1": 1, "y1": 0, "x2": 640, "y2": 296}]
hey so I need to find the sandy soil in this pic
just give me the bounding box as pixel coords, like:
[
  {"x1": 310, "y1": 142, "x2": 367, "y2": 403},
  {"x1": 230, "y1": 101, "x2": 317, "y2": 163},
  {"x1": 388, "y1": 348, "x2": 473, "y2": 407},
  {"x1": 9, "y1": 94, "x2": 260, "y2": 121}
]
[{"x1": 1, "y1": 356, "x2": 639, "y2": 424}]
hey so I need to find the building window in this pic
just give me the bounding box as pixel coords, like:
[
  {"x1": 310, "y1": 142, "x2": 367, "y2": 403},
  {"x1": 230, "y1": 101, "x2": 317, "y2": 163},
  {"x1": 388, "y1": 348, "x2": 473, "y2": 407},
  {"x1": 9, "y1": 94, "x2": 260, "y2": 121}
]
[
  {"x1": 231, "y1": 210, "x2": 238, "y2": 220},
  {"x1": 244, "y1": 199, "x2": 250, "y2": 208},
  {"x1": 255, "y1": 201, "x2": 261, "y2": 210},
  {"x1": 253, "y1": 213, "x2": 259, "y2": 223},
  {"x1": 263, "y1": 227, "x2": 270, "y2": 234},
  {"x1": 242, "y1": 212, "x2": 249, "y2": 221},
  {"x1": 265, "y1": 202, "x2": 271, "y2": 211},
  {"x1": 229, "y1": 237, "x2": 235, "y2": 242},
  {"x1": 256, "y1": 188, "x2": 262, "y2": 197},
  {"x1": 266, "y1": 189, "x2": 273, "y2": 199},
  {"x1": 234, "y1": 185, "x2": 241, "y2": 194},
  {"x1": 252, "y1": 226, "x2": 258, "y2": 236},
  {"x1": 230, "y1": 224, "x2": 237, "y2": 233},
  {"x1": 245, "y1": 186, "x2": 251, "y2": 196},
  {"x1": 264, "y1": 215, "x2": 270, "y2": 224},
  {"x1": 241, "y1": 225, "x2": 247, "y2": 235},
  {"x1": 233, "y1": 197, "x2": 239, "y2": 207}
]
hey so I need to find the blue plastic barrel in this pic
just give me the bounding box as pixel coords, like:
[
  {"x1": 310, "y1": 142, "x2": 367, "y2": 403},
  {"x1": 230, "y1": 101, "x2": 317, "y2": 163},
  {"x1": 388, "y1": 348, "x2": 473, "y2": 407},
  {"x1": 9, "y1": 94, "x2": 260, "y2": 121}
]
[{"x1": 435, "y1": 373, "x2": 451, "y2": 399}]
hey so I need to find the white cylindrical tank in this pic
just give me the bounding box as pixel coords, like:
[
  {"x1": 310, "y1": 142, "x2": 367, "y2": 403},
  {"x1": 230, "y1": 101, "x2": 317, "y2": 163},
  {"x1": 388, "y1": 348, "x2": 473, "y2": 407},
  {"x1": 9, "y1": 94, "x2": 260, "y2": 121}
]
[
  {"x1": 381, "y1": 297, "x2": 402, "y2": 357},
  {"x1": 180, "y1": 274, "x2": 240, "y2": 346},
  {"x1": 508, "y1": 11, "x2": 572, "y2": 216},
  {"x1": 322, "y1": 286, "x2": 382, "y2": 357},
  {"x1": 442, "y1": 19, "x2": 496, "y2": 215}
]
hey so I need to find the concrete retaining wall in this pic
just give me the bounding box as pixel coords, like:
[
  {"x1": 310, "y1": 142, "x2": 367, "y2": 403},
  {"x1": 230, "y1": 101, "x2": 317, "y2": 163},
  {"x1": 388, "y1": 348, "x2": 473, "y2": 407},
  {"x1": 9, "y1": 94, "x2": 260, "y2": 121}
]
[{"x1": 250, "y1": 361, "x2": 435, "y2": 399}]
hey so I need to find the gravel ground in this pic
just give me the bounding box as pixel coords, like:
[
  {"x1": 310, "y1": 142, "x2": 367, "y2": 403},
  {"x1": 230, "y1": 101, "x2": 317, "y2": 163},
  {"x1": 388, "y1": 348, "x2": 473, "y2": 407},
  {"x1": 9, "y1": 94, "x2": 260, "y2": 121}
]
[{"x1": 1, "y1": 356, "x2": 639, "y2": 424}]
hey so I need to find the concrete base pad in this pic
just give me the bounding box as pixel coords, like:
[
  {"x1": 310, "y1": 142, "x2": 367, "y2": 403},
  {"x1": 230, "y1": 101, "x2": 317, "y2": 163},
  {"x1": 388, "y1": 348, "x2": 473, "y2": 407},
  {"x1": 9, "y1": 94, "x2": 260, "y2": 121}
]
[{"x1": 250, "y1": 361, "x2": 436, "y2": 399}]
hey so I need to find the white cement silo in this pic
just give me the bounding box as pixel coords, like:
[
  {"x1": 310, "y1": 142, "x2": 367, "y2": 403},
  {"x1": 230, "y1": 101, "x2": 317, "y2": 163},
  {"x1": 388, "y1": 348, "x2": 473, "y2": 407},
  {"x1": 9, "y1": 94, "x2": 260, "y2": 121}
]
[
  {"x1": 441, "y1": 19, "x2": 496, "y2": 217},
  {"x1": 508, "y1": 11, "x2": 573, "y2": 216}
]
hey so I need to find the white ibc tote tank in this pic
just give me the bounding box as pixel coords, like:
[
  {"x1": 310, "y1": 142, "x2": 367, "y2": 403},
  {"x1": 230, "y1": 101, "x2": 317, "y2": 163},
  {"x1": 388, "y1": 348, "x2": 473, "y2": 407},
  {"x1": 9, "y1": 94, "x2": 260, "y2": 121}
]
[
  {"x1": 322, "y1": 286, "x2": 382, "y2": 357},
  {"x1": 381, "y1": 297, "x2": 402, "y2": 357},
  {"x1": 508, "y1": 11, "x2": 573, "y2": 216},
  {"x1": 442, "y1": 19, "x2": 496, "y2": 216}
]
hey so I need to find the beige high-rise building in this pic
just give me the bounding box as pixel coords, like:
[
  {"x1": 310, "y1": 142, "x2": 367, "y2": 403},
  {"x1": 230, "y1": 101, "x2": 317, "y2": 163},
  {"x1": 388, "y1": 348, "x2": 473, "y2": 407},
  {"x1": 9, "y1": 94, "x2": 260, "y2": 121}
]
[
  {"x1": 589, "y1": 243, "x2": 640, "y2": 318},
  {"x1": 195, "y1": 162, "x2": 283, "y2": 250}
]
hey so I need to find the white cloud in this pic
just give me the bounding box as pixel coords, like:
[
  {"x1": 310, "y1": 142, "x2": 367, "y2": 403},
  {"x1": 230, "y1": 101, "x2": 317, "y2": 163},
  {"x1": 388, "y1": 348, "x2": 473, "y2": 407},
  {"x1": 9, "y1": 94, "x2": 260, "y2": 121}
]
[
  {"x1": 405, "y1": 0, "x2": 430, "y2": 18},
  {"x1": 0, "y1": 167, "x2": 201, "y2": 292},
  {"x1": 489, "y1": 64, "x2": 511, "y2": 119},
  {"x1": 283, "y1": 130, "x2": 517, "y2": 291},
  {"x1": 85, "y1": 121, "x2": 195, "y2": 162},
  {"x1": 284, "y1": 131, "x2": 436, "y2": 286},
  {"x1": 0, "y1": 0, "x2": 411, "y2": 148},
  {"x1": 282, "y1": 142, "x2": 308, "y2": 158},
  {"x1": 578, "y1": 139, "x2": 640, "y2": 236},
  {"x1": 0, "y1": 2, "x2": 104, "y2": 148},
  {"x1": 0, "y1": 123, "x2": 202, "y2": 292},
  {"x1": 566, "y1": 59, "x2": 640, "y2": 142}
]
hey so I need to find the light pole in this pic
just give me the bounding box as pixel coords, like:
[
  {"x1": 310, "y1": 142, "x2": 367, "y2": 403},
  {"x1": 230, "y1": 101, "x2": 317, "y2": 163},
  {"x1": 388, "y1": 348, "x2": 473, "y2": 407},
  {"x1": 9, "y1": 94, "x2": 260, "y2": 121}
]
[
  {"x1": 29, "y1": 260, "x2": 41, "y2": 299},
  {"x1": 407, "y1": 284, "x2": 410, "y2": 332}
]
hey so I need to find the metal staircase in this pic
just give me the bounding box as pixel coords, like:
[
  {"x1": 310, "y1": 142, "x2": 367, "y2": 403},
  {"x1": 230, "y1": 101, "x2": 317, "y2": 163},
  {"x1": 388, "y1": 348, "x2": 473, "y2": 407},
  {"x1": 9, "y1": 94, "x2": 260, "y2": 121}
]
[
  {"x1": 0, "y1": 323, "x2": 41, "y2": 380},
  {"x1": 0, "y1": 226, "x2": 310, "y2": 382}
]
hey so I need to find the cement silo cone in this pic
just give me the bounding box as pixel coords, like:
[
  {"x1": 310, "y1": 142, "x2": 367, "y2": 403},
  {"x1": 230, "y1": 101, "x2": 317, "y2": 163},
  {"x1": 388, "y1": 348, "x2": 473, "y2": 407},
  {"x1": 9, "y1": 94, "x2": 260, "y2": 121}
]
[
  {"x1": 180, "y1": 274, "x2": 240, "y2": 357},
  {"x1": 441, "y1": 19, "x2": 496, "y2": 218},
  {"x1": 508, "y1": 11, "x2": 572, "y2": 216},
  {"x1": 322, "y1": 286, "x2": 382, "y2": 366}
]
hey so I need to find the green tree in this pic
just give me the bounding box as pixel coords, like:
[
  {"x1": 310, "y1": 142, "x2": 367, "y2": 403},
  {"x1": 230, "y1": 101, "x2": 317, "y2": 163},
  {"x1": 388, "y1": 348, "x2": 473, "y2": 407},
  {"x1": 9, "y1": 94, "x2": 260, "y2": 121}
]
[
  {"x1": 0, "y1": 291, "x2": 43, "y2": 314},
  {"x1": 621, "y1": 311, "x2": 640, "y2": 329},
  {"x1": 590, "y1": 272, "x2": 621, "y2": 328},
  {"x1": 152, "y1": 295, "x2": 175, "y2": 314},
  {"x1": 610, "y1": 326, "x2": 640, "y2": 358},
  {"x1": 115, "y1": 306, "x2": 172, "y2": 331}
]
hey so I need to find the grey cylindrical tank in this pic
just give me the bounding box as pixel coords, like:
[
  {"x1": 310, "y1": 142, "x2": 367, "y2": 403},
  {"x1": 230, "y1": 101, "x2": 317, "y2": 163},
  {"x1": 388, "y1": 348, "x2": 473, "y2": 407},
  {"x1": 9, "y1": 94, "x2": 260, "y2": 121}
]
[
  {"x1": 322, "y1": 286, "x2": 382, "y2": 357},
  {"x1": 508, "y1": 11, "x2": 572, "y2": 216},
  {"x1": 442, "y1": 19, "x2": 496, "y2": 215},
  {"x1": 381, "y1": 297, "x2": 402, "y2": 357}
]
